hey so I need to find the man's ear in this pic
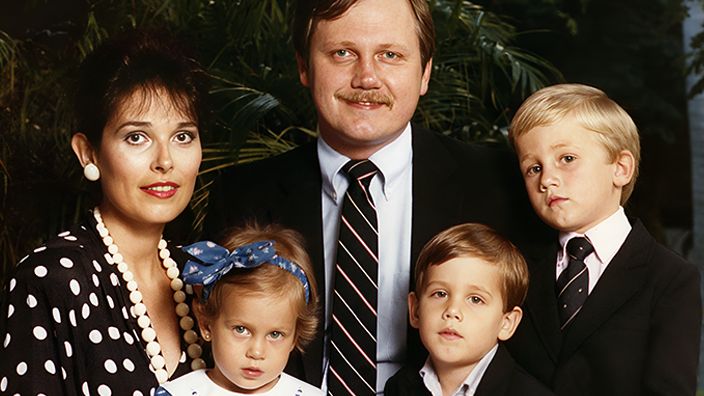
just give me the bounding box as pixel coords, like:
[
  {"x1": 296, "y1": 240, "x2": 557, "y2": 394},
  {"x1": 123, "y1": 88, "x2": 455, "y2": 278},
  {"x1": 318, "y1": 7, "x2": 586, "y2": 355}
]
[
  {"x1": 612, "y1": 149, "x2": 636, "y2": 188},
  {"x1": 296, "y1": 53, "x2": 310, "y2": 87},
  {"x1": 498, "y1": 306, "x2": 523, "y2": 341},
  {"x1": 419, "y1": 57, "x2": 433, "y2": 96},
  {"x1": 71, "y1": 133, "x2": 98, "y2": 167},
  {"x1": 408, "y1": 292, "x2": 420, "y2": 329}
]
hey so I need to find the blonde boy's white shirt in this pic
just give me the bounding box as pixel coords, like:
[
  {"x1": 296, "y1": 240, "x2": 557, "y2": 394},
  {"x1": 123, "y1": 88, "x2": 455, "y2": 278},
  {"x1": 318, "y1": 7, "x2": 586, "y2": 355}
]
[
  {"x1": 318, "y1": 123, "x2": 413, "y2": 393},
  {"x1": 419, "y1": 344, "x2": 499, "y2": 396},
  {"x1": 556, "y1": 206, "x2": 632, "y2": 293}
]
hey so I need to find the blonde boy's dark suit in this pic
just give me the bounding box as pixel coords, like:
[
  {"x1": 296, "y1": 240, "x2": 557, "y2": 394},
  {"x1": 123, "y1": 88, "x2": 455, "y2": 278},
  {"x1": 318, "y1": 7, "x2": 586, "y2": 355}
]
[
  {"x1": 507, "y1": 220, "x2": 701, "y2": 395},
  {"x1": 204, "y1": 126, "x2": 549, "y2": 387}
]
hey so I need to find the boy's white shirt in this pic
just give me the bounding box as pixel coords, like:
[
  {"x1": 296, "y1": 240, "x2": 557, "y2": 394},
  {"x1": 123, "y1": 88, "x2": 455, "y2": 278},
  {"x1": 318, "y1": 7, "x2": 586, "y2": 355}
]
[
  {"x1": 556, "y1": 206, "x2": 632, "y2": 293},
  {"x1": 419, "y1": 344, "x2": 498, "y2": 396}
]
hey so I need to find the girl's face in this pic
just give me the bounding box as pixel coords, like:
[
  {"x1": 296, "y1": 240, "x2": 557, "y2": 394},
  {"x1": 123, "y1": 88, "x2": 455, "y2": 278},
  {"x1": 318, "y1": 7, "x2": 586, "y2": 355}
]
[
  {"x1": 94, "y1": 88, "x2": 202, "y2": 230},
  {"x1": 202, "y1": 287, "x2": 298, "y2": 393}
]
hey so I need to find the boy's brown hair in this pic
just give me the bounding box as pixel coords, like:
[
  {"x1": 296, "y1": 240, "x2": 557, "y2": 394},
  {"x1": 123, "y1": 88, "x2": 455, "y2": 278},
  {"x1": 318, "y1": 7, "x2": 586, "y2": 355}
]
[
  {"x1": 509, "y1": 83, "x2": 641, "y2": 204},
  {"x1": 414, "y1": 223, "x2": 529, "y2": 312},
  {"x1": 196, "y1": 224, "x2": 319, "y2": 352}
]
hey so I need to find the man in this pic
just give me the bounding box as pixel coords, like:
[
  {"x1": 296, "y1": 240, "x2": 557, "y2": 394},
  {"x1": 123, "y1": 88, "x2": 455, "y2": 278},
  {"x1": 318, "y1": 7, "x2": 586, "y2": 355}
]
[{"x1": 204, "y1": 0, "x2": 545, "y2": 393}]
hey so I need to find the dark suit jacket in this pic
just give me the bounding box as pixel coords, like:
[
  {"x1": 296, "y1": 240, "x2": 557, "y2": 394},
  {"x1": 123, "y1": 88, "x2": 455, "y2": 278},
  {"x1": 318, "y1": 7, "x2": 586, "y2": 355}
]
[
  {"x1": 506, "y1": 220, "x2": 701, "y2": 396},
  {"x1": 204, "y1": 125, "x2": 549, "y2": 386},
  {"x1": 384, "y1": 344, "x2": 555, "y2": 396}
]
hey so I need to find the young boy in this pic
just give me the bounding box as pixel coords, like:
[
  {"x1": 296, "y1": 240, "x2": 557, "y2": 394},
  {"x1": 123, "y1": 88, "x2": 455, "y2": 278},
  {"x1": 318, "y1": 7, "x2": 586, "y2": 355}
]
[
  {"x1": 384, "y1": 223, "x2": 554, "y2": 396},
  {"x1": 506, "y1": 83, "x2": 701, "y2": 395}
]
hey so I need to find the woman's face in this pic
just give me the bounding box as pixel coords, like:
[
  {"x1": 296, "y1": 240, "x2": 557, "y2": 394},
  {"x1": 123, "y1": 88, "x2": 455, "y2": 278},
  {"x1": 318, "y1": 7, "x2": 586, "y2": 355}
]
[{"x1": 95, "y1": 88, "x2": 202, "y2": 229}]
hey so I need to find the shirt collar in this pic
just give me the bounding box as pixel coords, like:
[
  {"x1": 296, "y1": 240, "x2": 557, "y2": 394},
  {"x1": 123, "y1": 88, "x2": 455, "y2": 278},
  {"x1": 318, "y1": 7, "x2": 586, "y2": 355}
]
[
  {"x1": 317, "y1": 122, "x2": 413, "y2": 203},
  {"x1": 558, "y1": 206, "x2": 631, "y2": 264},
  {"x1": 317, "y1": 135, "x2": 349, "y2": 203},
  {"x1": 419, "y1": 344, "x2": 499, "y2": 396}
]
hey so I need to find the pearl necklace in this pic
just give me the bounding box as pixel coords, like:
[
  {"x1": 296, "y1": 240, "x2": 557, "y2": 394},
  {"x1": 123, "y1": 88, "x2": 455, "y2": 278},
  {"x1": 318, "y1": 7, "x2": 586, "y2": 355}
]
[{"x1": 93, "y1": 207, "x2": 206, "y2": 384}]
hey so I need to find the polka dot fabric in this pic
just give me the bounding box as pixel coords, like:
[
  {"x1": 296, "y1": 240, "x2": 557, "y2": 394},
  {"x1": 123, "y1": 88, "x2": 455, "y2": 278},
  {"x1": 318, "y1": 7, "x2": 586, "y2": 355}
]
[{"x1": 0, "y1": 216, "x2": 196, "y2": 395}]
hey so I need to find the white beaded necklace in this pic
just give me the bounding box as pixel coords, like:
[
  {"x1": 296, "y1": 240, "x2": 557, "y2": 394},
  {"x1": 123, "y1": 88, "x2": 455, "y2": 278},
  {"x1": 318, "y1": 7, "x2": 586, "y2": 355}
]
[{"x1": 93, "y1": 207, "x2": 206, "y2": 384}]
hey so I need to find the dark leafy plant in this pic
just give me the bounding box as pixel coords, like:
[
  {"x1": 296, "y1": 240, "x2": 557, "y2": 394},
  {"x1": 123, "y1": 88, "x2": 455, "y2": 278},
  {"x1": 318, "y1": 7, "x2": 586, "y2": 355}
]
[
  {"x1": 421, "y1": 1, "x2": 561, "y2": 141},
  {"x1": 0, "y1": 0, "x2": 558, "y2": 284}
]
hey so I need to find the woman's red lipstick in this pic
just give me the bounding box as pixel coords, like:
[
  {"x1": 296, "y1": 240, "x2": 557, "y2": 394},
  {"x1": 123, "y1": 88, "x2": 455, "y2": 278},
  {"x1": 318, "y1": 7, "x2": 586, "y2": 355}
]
[{"x1": 141, "y1": 181, "x2": 178, "y2": 198}]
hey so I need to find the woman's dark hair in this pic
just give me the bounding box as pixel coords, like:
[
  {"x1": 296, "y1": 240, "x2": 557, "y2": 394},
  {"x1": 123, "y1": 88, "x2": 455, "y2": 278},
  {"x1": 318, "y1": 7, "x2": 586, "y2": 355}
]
[{"x1": 74, "y1": 29, "x2": 209, "y2": 146}]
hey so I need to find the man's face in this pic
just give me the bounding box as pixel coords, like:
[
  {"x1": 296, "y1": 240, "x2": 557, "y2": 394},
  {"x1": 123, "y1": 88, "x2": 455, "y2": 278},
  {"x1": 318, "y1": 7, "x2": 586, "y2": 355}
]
[{"x1": 298, "y1": 0, "x2": 432, "y2": 159}]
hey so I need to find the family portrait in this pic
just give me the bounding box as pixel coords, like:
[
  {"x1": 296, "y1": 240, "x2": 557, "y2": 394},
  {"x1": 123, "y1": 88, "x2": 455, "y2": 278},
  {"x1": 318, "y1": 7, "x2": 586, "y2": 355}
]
[{"x1": 1, "y1": 0, "x2": 702, "y2": 395}]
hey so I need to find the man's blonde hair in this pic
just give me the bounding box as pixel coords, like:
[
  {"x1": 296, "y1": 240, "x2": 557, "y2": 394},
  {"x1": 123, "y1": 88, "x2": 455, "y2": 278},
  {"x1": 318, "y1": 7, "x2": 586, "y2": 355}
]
[{"x1": 509, "y1": 83, "x2": 641, "y2": 203}]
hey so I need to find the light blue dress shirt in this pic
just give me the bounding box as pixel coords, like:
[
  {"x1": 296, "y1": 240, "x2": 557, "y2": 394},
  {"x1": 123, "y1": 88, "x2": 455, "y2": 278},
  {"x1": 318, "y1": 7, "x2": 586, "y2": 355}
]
[{"x1": 318, "y1": 123, "x2": 413, "y2": 394}]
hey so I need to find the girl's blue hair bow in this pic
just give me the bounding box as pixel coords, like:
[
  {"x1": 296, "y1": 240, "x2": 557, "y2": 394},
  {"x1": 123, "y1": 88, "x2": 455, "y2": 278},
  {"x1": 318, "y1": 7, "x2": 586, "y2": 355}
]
[{"x1": 181, "y1": 240, "x2": 311, "y2": 303}]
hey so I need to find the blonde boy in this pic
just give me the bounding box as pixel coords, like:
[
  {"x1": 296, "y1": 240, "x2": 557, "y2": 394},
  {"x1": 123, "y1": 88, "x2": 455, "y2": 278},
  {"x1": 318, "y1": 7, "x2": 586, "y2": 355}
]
[
  {"x1": 384, "y1": 223, "x2": 553, "y2": 396},
  {"x1": 507, "y1": 83, "x2": 701, "y2": 395}
]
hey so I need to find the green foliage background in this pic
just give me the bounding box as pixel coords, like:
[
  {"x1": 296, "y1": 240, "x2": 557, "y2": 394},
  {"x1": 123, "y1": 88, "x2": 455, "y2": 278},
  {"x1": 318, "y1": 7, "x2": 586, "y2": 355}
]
[{"x1": 0, "y1": 0, "x2": 560, "y2": 283}]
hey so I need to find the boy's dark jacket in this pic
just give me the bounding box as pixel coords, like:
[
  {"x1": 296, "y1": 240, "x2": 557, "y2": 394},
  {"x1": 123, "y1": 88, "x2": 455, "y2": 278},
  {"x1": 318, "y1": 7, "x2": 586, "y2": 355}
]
[
  {"x1": 384, "y1": 344, "x2": 555, "y2": 396},
  {"x1": 507, "y1": 219, "x2": 701, "y2": 395}
]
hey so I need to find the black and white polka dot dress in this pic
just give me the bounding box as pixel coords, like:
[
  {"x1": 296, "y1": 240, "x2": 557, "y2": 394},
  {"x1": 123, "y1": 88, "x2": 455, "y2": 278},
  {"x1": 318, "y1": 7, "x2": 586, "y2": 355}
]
[{"x1": 0, "y1": 215, "x2": 195, "y2": 395}]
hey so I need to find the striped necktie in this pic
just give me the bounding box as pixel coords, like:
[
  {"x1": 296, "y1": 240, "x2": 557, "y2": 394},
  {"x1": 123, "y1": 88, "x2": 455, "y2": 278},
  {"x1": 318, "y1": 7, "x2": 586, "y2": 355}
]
[
  {"x1": 556, "y1": 237, "x2": 593, "y2": 330},
  {"x1": 328, "y1": 159, "x2": 379, "y2": 395}
]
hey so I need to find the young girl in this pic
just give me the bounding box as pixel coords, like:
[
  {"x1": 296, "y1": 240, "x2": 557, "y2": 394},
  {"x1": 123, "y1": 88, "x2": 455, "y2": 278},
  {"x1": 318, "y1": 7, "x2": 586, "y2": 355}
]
[{"x1": 156, "y1": 224, "x2": 322, "y2": 395}]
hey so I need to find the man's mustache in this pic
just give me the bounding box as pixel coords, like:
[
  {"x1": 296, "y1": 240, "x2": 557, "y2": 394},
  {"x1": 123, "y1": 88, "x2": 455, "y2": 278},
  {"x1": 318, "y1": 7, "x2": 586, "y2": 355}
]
[{"x1": 335, "y1": 91, "x2": 394, "y2": 109}]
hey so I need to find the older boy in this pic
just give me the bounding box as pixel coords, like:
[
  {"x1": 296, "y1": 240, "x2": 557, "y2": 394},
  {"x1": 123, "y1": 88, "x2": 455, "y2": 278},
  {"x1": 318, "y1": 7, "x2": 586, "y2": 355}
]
[
  {"x1": 507, "y1": 83, "x2": 701, "y2": 395},
  {"x1": 384, "y1": 223, "x2": 554, "y2": 396}
]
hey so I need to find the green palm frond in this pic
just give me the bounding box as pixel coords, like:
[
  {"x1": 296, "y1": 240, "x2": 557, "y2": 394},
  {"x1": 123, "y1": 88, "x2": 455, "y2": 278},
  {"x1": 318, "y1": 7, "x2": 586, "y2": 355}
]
[
  {"x1": 423, "y1": 0, "x2": 561, "y2": 141},
  {"x1": 0, "y1": 31, "x2": 17, "y2": 70},
  {"x1": 0, "y1": 31, "x2": 19, "y2": 101},
  {"x1": 190, "y1": 124, "x2": 313, "y2": 234},
  {"x1": 0, "y1": 30, "x2": 17, "y2": 68},
  {"x1": 77, "y1": 12, "x2": 109, "y2": 59},
  {"x1": 0, "y1": 157, "x2": 8, "y2": 200},
  {"x1": 212, "y1": 87, "x2": 282, "y2": 136}
]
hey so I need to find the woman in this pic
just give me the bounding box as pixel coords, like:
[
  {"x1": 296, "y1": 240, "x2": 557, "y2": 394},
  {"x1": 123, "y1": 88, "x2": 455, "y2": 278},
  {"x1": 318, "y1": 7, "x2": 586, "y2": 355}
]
[{"x1": 0, "y1": 30, "x2": 208, "y2": 395}]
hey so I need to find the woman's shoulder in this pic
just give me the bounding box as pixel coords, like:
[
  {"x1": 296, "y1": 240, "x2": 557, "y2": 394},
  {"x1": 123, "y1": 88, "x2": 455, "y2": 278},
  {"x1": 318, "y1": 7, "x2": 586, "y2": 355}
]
[{"x1": 7, "y1": 219, "x2": 106, "y2": 291}]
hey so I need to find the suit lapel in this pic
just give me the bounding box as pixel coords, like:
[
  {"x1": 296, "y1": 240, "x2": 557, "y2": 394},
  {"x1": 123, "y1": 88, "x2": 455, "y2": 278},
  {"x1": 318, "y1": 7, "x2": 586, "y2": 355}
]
[
  {"x1": 272, "y1": 143, "x2": 324, "y2": 278},
  {"x1": 269, "y1": 143, "x2": 326, "y2": 384},
  {"x1": 410, "y1": 126, "x2": 464, "y2": 266},
  {"x1": 525, "y1": 246, "x2": 563, "y2": 362},
  {"x1": 475, "y1": 345, "x2": 513, "y2": 395},
  {"x1": 560, "y1": 220, "x2": 650, "y2": 358}
]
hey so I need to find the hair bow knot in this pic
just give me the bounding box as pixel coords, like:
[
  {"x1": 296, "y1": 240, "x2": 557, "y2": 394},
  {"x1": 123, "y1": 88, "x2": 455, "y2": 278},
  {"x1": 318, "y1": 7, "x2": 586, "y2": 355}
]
[{"x1": 181, "y1": 240, "x2": 310, "y2": 303}]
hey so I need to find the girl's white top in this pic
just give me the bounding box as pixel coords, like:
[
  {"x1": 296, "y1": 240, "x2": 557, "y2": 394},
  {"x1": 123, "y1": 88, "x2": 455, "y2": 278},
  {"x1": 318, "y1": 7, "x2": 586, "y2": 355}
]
[{"x1": 156, "y1": 369, "x2": 323, "y2": 396}]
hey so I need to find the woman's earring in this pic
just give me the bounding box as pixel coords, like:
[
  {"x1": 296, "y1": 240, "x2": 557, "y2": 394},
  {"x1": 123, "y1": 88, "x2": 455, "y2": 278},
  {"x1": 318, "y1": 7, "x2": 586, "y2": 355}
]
[
  {"x1": 83, "y1": 163, "x2": 100, "y2": 181},
  {"x1": 202, "y1": 331, "x2": 211, "y2": 341}
]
